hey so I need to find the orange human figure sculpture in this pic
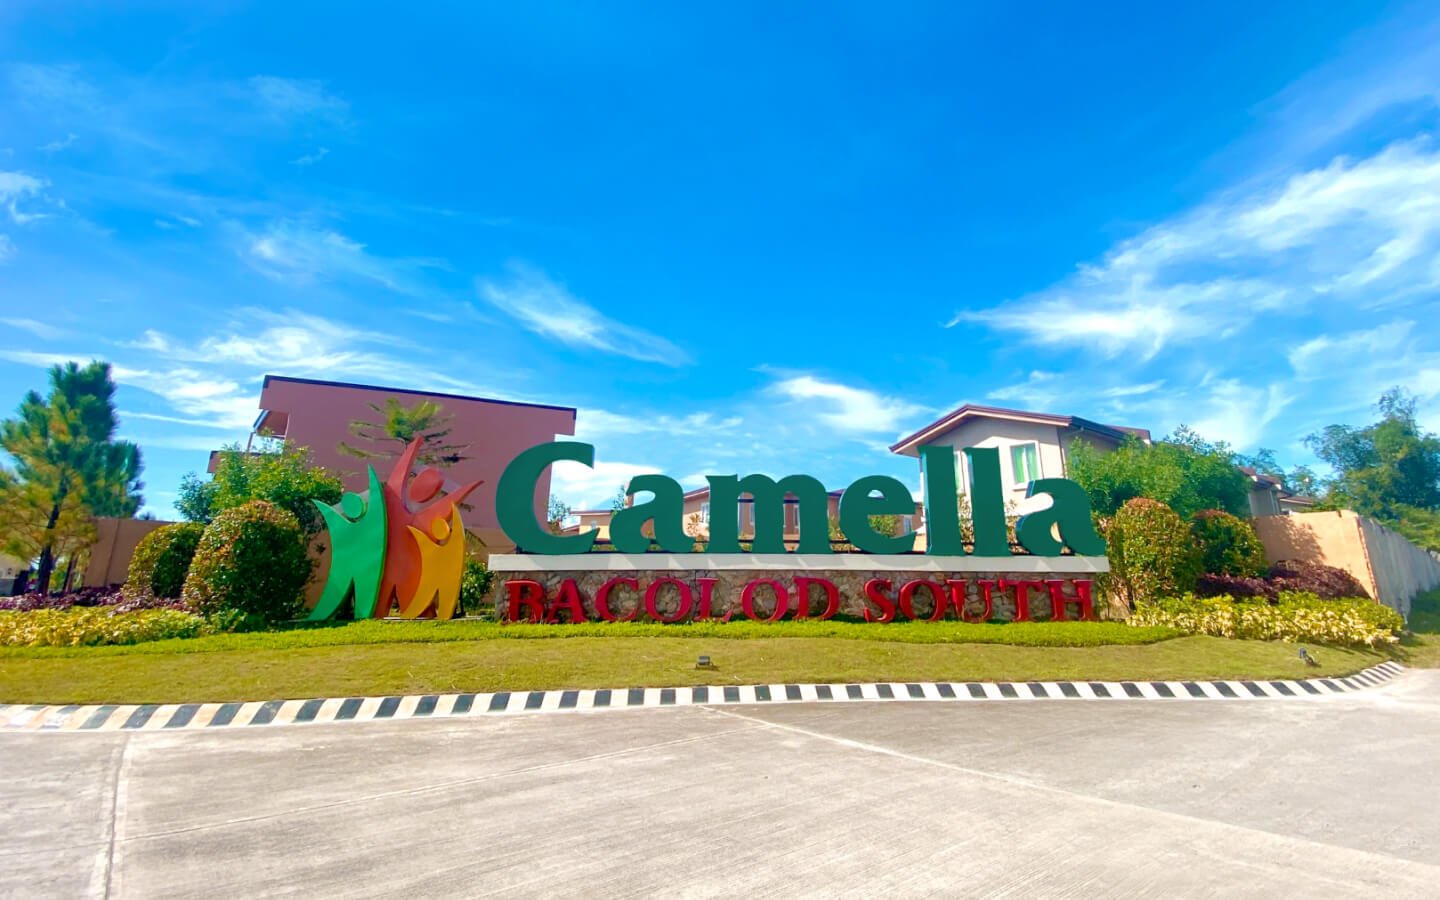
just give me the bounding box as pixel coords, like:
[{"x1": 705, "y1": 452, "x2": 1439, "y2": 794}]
[
  {"x1": 401, "y1": 508, "x2": 467, "y2": 619},
  {"x1": 373, "y1": 437, "x2": 482, "y2": 618}
]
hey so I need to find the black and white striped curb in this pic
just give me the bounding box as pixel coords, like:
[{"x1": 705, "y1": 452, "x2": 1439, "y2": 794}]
[{"x1": 0, "y1": 661, "x2": 1405, "y2": 734}]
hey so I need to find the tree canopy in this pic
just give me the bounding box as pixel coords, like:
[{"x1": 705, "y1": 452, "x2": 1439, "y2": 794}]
[
  {"x1": 1067, "y1": 426, "x2": 1251, "y2": 519},
  {"x1": 177, "y1": 444, "x2": 343, "y2": 534},
  {"x1": 0, "y1": 361, "x2": 143, "y2": 592},
  {"x1": 1305, "y1": 388, "x2": 1440, "y2": 550}
]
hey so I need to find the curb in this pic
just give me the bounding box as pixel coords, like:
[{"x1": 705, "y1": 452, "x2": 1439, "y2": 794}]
[{"x1": 0, "y1": 661, "x2": 1405, "y2": 734}]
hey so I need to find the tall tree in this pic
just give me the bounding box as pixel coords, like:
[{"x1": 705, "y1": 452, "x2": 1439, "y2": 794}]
[
  {"x1": 338, "y1": 398, "x2": 470, "y2": 469},
  {"x1": 1068, "y1": 427, "x2": 1250, "y2": 518},
  {"x1": 1305, "y1": 388, "x2": 1440, "y2": 549},
  {"x1": 0, "y1": 361, "x2": 143, "y2": 592},
  {"x1": 176, "y1": 443, "x2": 342, "y2": 534}
]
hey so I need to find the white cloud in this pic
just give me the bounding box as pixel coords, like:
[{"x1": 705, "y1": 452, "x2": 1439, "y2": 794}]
[
  {"x1": 772, "y1": 375, "x2": 925, "y2": 435},
  {"x1": 0, "y1": 234, "x2": 13, "y2": 263},
  {"x1": 242, "y1": 221, "x2": 442, "y2": 294},
  {"x1": 987, "y1": 371, "x2": 1061, "y2": 409},
  {"x1": 576, "y1": 409, "x2": 744, "y2": 440},
  {"x1": 0, "y1": 170, "x2": 47, "y2": 225},
  {"x1": 39, "y1": 133, "x2": 77, "y2": 153},
  {"x1": 549, "y1": 459, "x2": 655, "y2": 511},
  {"x1": 248, "y1": 77, "x2": 348, "y2": 123},
  {"x1": 1183, "y1": 380, "x2": 1293, "y2": 450},
  {"x1": 1, "y1": 317, "x2": 68, "y2": 339},
  {"x1": 478, "y1": 264, "x2": 690, "y2": 366},
  {"x1": 291, "y1": 147, "x2": 329, "y2": 166},
  {"x1": 956, "y1": 140, "x2": 1440, "y2": 358}
]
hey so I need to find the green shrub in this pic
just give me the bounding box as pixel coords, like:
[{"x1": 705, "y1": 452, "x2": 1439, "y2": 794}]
[
  {"x1": 1190, "y1": 509, "x2": 1267, "y2": 577},
  {"x1": 1129, "y1": 592, "x2": 1402, "y2": 647},
  {"x1": 0, "y1": 607, "x2": 205, "y2": 647},
  {"x1": 123, "y1": 522, "x2": 206, "y2": 602},
  {"x1": 459, "y1": 559, "x2": 493, "y2": 616},
  {"x1": 182, "y1": 500, "x2": 310, "y2": 626},
  {"x1": 1105, "y1": 498, "x2": 1203, "y2": 609}
]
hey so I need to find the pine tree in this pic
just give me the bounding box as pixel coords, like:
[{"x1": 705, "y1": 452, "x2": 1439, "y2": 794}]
[{"x1": 0, "y1": 361, "x2": 143, "y2": 592}]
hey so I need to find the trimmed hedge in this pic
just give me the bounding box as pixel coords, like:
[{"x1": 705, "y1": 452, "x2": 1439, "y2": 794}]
[
  {"x1": 1105, "y1": 498, "x2": 1203, "y2": 609},
  {"x1": 1190, "y1": 509, "x2": 1266, "y2": 577},
  {"x1": 0, "y1": 608, "x2": 205, "y2": 647},
  {"x1": 123, "y1": 522, "x2": 206, "y2": 602},
  {"x1": 1130, "y1": 592, "x2": 1401, "y2": 647},
  {"x1": 181, "y1": 500, "x2": 310, "y2": 626}
]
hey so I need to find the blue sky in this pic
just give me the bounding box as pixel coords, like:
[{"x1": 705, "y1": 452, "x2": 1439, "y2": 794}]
[{"x1": 1, "y1": 1, "x2": 1439, "y2": 515}]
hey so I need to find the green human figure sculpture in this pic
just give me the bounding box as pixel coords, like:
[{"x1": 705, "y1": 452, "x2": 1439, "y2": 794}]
[{"x1": 308, "y1": 466, "x2": 388, "y2": 621}]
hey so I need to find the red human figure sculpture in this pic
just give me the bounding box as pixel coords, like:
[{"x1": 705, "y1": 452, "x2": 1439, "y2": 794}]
[{"x1": 372, "y1": 437, "x2": 482, "y2": 618}]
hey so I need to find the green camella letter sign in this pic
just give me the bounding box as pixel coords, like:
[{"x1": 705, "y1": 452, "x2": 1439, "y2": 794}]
[{"x1": 496, "y1": 441, "x2": 1105, "y2": 557}]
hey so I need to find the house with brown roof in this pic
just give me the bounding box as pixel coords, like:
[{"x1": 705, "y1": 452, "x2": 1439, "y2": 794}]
[{"x1": 889, "y1": 403, "x2": 1151, "y2": 509}]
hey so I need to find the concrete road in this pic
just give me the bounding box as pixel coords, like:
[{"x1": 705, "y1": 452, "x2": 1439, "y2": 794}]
[{"x1": 4, "y1": 673, "x2": 1440, "y2": 899}]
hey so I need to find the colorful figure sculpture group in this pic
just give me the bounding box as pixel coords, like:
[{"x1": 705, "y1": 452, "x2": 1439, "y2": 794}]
[{"x1": 309, "y1": 438, "x2": 480, "y2": 621}]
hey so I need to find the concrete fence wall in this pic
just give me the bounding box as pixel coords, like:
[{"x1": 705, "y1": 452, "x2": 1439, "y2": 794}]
[
  {"x1": 1253, "y1": 510, "x2": 1440, "y2": 617},
  {"x1": 83, "y1": 517, "x2": 173, "y2": 587}
]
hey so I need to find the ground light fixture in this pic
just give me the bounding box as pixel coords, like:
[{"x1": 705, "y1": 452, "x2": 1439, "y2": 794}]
[{"x1": 696, "y1": 655, "x2": 714, "y2": 669}]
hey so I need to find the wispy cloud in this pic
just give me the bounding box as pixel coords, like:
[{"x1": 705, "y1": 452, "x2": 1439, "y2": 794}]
[
  {"x1": 478, "y1": 264, "x2": 691, "y2": 365},
  {"x1": 241, "y1": 221, "x2": 443, "y2": 295},
  {"x1": 772, "y1": 374, "x2": 925, "y2": 435},
  {"x1": 955, "y1": 140, "x2": 1440, "y2": 359},
  {"x1": 39, "y1": 132, "x2": 77, "y2": 153},
  {"x1": 0, "y1": 234, "x2": 13, "y2": 263},
  {"x1": 0, "y1": 170, "x2": 48, "y2": 224},
  {"x1": 1, "y1": 317, "x2": 69, "y2": 339},
  {"x1": 291, "y1": 147, "x2": 329, "y2": 166},
  {"x1": 248, "y1": 77, "x2": 349, "y2": 124},
  {"x1": 549, "y1": 459, "x2": 655, "y2": 511}
]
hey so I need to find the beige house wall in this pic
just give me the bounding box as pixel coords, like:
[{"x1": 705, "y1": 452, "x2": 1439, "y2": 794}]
[
  {"x1": 84, "y1": 517, "x2": 173, "y2": 587},
  {"x1": 1253, "y1": 510, "x2": 1440, "y2": 617}
]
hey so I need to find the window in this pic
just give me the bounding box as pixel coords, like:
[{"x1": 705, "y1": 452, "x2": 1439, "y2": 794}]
[
  {"x1": 699, "y1": 501, "x2": 709, "y2": 523},
  {"x1": 1010, "y1": 442, "x2": 1040, "y2": 486},
  {"x1": 900, "y1": 515, "x2": 912, "y2": 533}
]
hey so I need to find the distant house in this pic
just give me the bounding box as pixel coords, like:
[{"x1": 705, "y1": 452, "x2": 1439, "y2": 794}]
[
  {"x1": 888, "y1": 403, "x2": 1151, "y2": 514},
  {"x1": 1240, "y1": 466, "x2": 1317, "y2": 517}
]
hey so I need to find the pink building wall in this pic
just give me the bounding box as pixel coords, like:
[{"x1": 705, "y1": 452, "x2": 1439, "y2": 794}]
[{"x1": 249, "y1": 376, "x2": 576, "y2": 553}]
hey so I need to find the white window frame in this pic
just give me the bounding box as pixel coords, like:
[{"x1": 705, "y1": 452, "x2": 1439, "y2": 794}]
[
  {"x1": 1009, "y1": 441, "x2": 1041, "y2": 487},
  {"x1": 699, "y1": 501, "x2": 710, "y2": 523}
]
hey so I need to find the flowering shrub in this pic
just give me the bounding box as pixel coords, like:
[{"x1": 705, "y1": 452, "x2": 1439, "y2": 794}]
[
  {"x1": 0, "y1": 607, "x2": 205, "y2": 647},
  {"x1": 1104, "y1": 498, "x2": 1203, "y2": 608},
  {"x1": 182, "y1": 500, "x2": 310, "y2": 625},
  {"x1": 1129, "y1": 592, "x2": 1402, "y2": 647},
  {"x1": 123, "y1": 522, "x2": 205, "y2": 602},
  {"x1": 1190, "y1": 509, "x2": 1267, "y2": 577}
]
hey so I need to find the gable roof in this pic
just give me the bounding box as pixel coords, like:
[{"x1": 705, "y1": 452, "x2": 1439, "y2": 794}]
[{"x1": 889, "y1": 403, "x2": 1151, "y2": 456}]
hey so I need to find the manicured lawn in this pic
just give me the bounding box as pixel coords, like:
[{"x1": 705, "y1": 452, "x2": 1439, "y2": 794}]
[{"x1": 0, "y1": 627, "x2": 1397, "y2": 705}]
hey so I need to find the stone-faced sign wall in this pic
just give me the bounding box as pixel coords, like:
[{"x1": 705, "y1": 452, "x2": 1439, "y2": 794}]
[{"x1": 485, "y1": 555, "x2": 1105, "y2": 624}]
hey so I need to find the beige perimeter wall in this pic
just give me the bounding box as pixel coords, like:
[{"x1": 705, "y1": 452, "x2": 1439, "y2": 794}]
[
  {"x1": 84, "y1": 517, "x2": 173, "y2": 587},
  {"x1": 1253, "y1": 510, "x2": 1440, "y2": 617}
]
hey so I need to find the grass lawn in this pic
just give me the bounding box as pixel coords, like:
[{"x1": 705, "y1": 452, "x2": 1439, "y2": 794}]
[{"x1": 0, "y1": 617, "x2": 1409, "y2": 704}]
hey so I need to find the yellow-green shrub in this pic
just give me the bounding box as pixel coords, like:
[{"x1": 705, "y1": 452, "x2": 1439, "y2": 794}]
[
  {"x1": 1129, "y1": 592, "x2": 1402, "y2": 647},
  {"x1": 123, "y1": 522, "x2": 206, "y2": 601},
  {"x1": 1190, "y1": 509, "x2": 1267, "y2": 576},
  {"x1": 0, "y1": 608, "x2": 205, "y2": 647},
  {"x1": 1105, "y1": 498, "x2": 1203, "y2": 609},
  {"x1": 182, "y1": 500, "x2": 310, "y2": 626}
]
